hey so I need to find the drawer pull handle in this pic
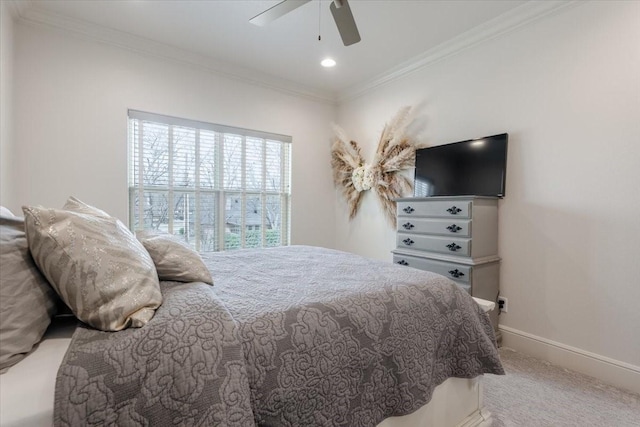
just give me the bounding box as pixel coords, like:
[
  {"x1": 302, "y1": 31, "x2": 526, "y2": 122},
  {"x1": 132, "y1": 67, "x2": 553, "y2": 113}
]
[
  {"x1": 397, "y1": 260, "x2": 409, "y2": 266},
  {"x1": 446, "y1": 206, "x2": 462, "y2": 215},
  {"x1": 446, "y1": 224, "x2": 462, "y2": 233},
  {"x1": 446, "y1": 242, "x2": 462, "y2": 252},
  {"x1": 448, "y1": 269, "x2": 465, "y2": 278},
  {"x1": 402, "y1": 238, "x2": 414, "y2": 246},
  {"x1": 402, "y1": 222, "x2": 414, "y2": 230},
  {"x1": 403, "y1": 206, "x2": 415, "y2": 214}
]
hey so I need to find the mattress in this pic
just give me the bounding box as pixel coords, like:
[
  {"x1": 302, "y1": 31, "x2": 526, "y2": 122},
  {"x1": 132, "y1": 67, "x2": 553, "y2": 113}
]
[
  {"x1": 0, "y1": 317, "x2": 76, "y2": 427},
  {"x1": 0, "y1": 245, "x2": 499, "y2": 427}
]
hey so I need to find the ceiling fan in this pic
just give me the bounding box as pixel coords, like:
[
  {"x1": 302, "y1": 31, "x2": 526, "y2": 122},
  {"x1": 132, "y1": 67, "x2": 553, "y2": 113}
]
[{"x1": 250, "y1": 0, "x2": 361, "y2": 46}]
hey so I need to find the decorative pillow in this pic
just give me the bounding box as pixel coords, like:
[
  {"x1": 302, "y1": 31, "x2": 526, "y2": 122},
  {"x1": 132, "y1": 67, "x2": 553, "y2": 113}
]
[
  {"x1": 136, "y1": 231, "x2": 214, "y2": 285},
  {"x1": 0, "y1": 215, "x2": 58, "y2": 373},
  {"x1": 62, "y1": 196, "x2": 111, "y2": 218},
  {"x1": 22, "y1": 205, "x2": 162, "y2": 332}
]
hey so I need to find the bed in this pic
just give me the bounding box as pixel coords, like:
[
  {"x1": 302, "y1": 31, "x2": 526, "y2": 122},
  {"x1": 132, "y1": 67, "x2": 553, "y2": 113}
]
[{"x1": 1, "y1": 245, "x2": 503, "y2": 427}]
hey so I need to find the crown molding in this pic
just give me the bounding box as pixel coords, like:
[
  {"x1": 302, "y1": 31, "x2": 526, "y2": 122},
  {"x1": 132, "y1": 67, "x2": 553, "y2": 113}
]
[
  {"x1": 14, "y1": 1, "x2": 579, "y2": 106},
  {"x1": 17, "y1": 6, "x2": 338, "y2": 105},
  {"x1": 338, "y1": 0, "x2": 580, "y2": 103}
]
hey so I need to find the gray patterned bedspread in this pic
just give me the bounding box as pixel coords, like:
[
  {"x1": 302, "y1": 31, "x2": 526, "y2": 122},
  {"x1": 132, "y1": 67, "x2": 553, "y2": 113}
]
[{"x1": 55, "y1": 246, "x2": 504, "y2": 427}]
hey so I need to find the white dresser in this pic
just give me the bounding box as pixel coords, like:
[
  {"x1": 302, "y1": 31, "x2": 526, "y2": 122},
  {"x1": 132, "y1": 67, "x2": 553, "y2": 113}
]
[{"x1": 392, "y1": 196, "x2": 500, "y2": 330}]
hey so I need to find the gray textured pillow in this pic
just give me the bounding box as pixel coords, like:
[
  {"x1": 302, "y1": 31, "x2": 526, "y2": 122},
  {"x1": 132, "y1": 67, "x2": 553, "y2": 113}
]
[
  {"x1": 0, "y1": 216, "x2": 58, "y2": 373},
  {"x1": 136, "y1": 231, "x2": 214, "y2": 285},
  {"x1": 22, "y1": 205, "x2": 162, "y2": 332}
]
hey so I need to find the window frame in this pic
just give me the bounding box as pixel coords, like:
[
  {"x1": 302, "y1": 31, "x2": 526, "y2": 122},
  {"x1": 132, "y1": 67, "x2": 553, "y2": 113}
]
[{"x1": 127, "y1": 110, "x2": 292, "y2": 252}]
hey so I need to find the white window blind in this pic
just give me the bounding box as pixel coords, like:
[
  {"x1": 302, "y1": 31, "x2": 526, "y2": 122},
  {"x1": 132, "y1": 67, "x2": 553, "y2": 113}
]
[{"x1": 128, "y1": 110, "x2": 291, "y2": 252}]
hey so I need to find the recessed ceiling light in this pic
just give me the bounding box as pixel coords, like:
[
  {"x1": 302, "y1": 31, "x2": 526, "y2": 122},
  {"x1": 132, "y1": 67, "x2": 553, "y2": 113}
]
[{"x1": 321, "y1": 58, "x2": 336, "y2": 68}]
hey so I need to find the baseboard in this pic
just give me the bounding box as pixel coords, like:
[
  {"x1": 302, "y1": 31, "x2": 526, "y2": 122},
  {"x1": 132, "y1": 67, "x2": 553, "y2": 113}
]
[{"x1": 500, "y1": 325, "x2": 640, "y2": 395}]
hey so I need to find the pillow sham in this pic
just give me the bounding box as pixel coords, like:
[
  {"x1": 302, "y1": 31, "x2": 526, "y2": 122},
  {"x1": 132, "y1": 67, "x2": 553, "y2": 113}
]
[
  {"x1": 0, "y1": 215, "x2": 58, "y2": 373},
  {"x1": 22, "y1": 205, "x2": 162, "y2": 332},
  {"x1": 136, "y1": 231, "x2": 214, "y2": 285},
  {"x1": 62, "y1": 196, "x2": 111, "y2": 218}
]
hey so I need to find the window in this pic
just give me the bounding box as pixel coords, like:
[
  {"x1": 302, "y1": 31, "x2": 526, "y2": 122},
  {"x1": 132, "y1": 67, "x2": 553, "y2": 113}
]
[{"x1": 128, "y1": 110, "x2": 291, "y2": 252}]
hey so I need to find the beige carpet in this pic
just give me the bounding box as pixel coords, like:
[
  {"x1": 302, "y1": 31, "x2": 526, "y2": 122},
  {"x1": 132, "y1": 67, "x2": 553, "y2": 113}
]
[{"x1": 484, "y1": 348, "x2": 640, "y2": 427}]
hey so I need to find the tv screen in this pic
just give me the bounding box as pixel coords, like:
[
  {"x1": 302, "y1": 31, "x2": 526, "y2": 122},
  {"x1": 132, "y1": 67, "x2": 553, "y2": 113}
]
[{"x1": 414, "y1": 133, "x2": 508, "y2": 197}]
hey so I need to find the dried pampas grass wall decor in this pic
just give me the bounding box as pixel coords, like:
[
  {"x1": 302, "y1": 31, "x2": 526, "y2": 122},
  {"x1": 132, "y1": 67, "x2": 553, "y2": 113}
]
[{"x1": 331, "y1": 106, "x2": 424, "y2": 227}]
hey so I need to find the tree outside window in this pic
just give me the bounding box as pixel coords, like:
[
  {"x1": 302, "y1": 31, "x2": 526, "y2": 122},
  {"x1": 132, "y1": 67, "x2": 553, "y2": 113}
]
[{"x1": 129, "y1": 111, "x2": 291, "y2": 252}]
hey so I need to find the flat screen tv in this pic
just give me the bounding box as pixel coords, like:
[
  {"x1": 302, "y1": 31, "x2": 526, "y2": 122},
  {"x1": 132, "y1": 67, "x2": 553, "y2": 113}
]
[{"x1": 414, "y1": 133, "x2": 508, "y2": 198}]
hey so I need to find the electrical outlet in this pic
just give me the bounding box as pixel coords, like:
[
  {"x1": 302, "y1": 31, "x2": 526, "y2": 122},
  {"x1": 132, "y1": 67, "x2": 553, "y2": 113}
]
[{"x1": 498, "y1": 296, "x2": 508, "y2": 313}]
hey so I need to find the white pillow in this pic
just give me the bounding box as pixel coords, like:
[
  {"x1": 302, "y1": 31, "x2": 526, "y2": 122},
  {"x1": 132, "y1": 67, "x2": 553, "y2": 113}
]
[
  {"x1": 22, "y1": 203, "x2": 162, "y2": 332},
  {"x1": 0, "y1": 206, "x2": 15, "y2": 218}
]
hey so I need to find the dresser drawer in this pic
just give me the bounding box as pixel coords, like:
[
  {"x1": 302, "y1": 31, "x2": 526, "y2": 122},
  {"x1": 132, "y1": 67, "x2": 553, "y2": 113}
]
[
  {"x1": 393, "y1": 254, "x2": 471, "y2": 284},
  {"x1": 397, "y1": 218, "x2": 471, "y2": 237},
  {"x1": 397, "y1": 200, "x2": 471, "y2": 218},
  {"x1": 397, "y1": 233, "x2": 471, "y2": 257}
]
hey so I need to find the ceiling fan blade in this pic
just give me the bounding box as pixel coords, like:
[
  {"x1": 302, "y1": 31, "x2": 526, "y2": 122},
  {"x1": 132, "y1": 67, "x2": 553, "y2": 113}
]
[
  {"x1": 330, "y1": 0, "x2": 361, "y2": 46},
  {"x1": 250, "y1": 0, "x2": 311, "y2": 26}
]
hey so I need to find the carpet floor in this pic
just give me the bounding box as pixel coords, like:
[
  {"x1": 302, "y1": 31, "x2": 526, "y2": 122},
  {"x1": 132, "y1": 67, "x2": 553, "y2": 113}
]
[{"x1": 484, "y1": 348, "x2": 640, "y2": 427}]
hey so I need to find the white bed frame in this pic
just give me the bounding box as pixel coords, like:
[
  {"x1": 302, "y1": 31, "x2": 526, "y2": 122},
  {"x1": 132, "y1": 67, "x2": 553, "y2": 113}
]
[
  {"x1": 0, "y1": 299, "x2": 495, "y2": 427},
  {"x1": 380, "y1": 298, "x2": 496, "y2": 427},
  {"x1": 379, "y1": 376, "x2": 492, "y2": 427}
]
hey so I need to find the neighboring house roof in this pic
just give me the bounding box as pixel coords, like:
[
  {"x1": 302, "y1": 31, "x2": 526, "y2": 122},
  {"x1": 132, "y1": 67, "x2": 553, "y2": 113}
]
[{"x1": 225, "y1": 197, "x2": 262, "y2": 227}]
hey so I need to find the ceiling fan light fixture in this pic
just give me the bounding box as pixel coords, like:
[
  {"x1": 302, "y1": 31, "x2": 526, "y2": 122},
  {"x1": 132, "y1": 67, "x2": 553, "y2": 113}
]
[
  {"x1": 321, "y1": 58, "x2": 337, "y2": 68},
  {"x1": 250, "y1": 0, "x2": 361, "y2": 46}
]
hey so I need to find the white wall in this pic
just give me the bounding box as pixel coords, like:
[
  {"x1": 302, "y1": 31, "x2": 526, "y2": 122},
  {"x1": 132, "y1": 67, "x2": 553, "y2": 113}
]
[
  {"x1": 7, "y1": 0, "x2": 640, "y2": 393},
  {"x1": 11, "y1": 22, "x2": 337, "y2": 248},
  {"x1": 0, "y1": 2, "x2": 14, "y2": 209},
  {"x1": 336, "y1": 1, "x2": 640, "y2": 391}
]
